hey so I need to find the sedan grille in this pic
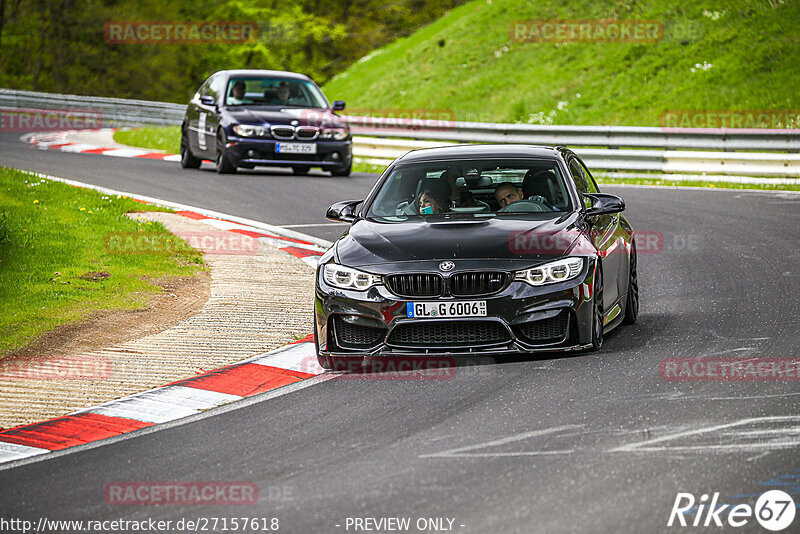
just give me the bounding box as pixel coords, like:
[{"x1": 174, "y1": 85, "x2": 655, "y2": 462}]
[
  {"x1": 450, "y1": 272, "x2": 508, "y2": 296},
  {"x1": 385, "y1": 274, "x2": 443, "y2": 298},
  {"x1": 387, "y1": 321, "x2": 510, "y2": 347},
  {"x1": 517, "y1": 312, "x2": 569, "y2": 343},
  {"x1": 334, "y1": 316, "x2": 385, "y2": 349},
  {"x1": 270, "y1": 125, "x2": 295, "y2": 140}
]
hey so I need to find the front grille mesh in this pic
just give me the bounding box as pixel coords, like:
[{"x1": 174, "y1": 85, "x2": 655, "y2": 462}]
[
  {"x1": 334, "y1": 316, "x2": 385, "y2": 349},
  {"x1": 295, "y1": 126, "x2": 319, "y2": 140},
  {"x1": 270, "y1": 125, "x2": 294, "y2": 139},
  {"x1": 450, "y1": 272, "x2": 507, "y2": 296},
  {"x1": 386, "y1": 274, "x2": 442, "y2": 298},
  {"x1": 517, "y1": 312, "x2": 568, "y2": 342},
  {"x1": 388, "y1": 321, "x2": 509, "y2": 347}
]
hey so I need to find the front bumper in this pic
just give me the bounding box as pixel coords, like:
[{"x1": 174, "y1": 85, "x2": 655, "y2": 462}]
[
  {"x1": 225, "y1": 136, "x2": 352, "y2": 168},
  {"x1": 314, "y1": 261, "x2": 598, "y2": 358}
]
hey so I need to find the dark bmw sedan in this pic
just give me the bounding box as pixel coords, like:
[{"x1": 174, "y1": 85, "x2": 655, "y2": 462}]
[
  {"x1": 314, "y1": 145, "x2": 639, "y2": 370},
  {"x1": 180, "y1": 69, "x2": 352, "y2": 176}
]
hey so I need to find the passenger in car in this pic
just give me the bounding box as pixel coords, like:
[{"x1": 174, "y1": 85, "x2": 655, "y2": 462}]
[
  {"x1": 417, "y1": 189, "x2": 449, "y2": 214},
  {"x1": 494, "y1": 182, "x2": 524, "y2": 208}
]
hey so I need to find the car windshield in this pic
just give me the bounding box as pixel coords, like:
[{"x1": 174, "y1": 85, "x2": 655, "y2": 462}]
[
  {"x1": 224, "y1": 77, "x2": 329, "y2": 108},
  {"x1": 366, "y1": 158, "x2": 572, "y2": 221}
]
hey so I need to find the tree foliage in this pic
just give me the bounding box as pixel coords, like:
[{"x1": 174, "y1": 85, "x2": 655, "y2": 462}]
[{"x1": 0, "y1": 0, "x2": 464, "y2": 102}]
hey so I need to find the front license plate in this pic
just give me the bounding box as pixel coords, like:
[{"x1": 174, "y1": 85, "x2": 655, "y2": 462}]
[
  {"x1": 407, "y1": 301, "x2": 487, "y2": 318},
  {"x1": 275, "y1": 142, "x2": 317, "y2": 154}
]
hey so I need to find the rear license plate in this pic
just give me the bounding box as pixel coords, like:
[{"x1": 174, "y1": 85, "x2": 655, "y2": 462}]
[
  {"x1": 407, "y1": 301, "x2": 487, "y2": 318},
  {"x1": 276, "y1": 142, "x2": 317, "y2": 154}
]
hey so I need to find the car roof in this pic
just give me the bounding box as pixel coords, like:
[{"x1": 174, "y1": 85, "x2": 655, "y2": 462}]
[
  {"x1": 215, "y1": 69, "x2": 312, "y2": 81},
  {"x1": 395, "y1": 144, "x2": 568, "y2": 163}
]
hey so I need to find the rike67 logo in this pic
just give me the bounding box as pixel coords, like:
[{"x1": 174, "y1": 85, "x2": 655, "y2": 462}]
[{"x1": 668, "y1": 490, "x2": 795, "y2": 531}]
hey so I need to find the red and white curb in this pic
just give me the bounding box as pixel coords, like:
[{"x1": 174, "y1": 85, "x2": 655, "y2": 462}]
[
  {"x1": 23, "y1": 129, "x2": 182, "y2": 162},
  {"x1": 0, "y1": 337, "x2": 322, "y2": 463},
  {"x1": 172, "y1": 209, "x2": 325, "y2": 268},
  {"x1": 0, "y1": 169, "x2": 333, "y2": 466}
]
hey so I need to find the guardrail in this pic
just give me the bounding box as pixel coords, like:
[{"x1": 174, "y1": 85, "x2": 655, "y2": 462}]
[
  {"x1": 2, "y1": 88, "x2": 799, "y2": 178},
  {"x1": 0, "y1": 88, "x2": 185, "y2": 125},
  {"x1": 352, "y1": 137, "x2": 800, "y2": 178},
  {"x1": 342, "y1": 116, "x2": 800, "y2": 152}
]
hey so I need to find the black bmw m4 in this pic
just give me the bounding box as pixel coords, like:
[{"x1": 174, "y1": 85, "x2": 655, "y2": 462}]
[{"x1": 315, "y1": 145, "x2": 639, "y2": 370}]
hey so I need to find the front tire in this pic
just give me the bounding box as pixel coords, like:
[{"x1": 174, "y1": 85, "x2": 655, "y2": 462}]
[
  {"x1": 215, "y1": 129, "x2": 237, "y2": 174},
  {"x1": 590, "y1": 263, "x2": 604, "y2": 351},
  {"x1": 330, "y1": 161, "x2": 351, "y2": 177},
  {"x1": 180, "y1": 127, "x2": 201, "y2": 169},
  {"x1": 314, "y1": 321, "x2": 332, "y2": 370},
  {"x1": 292, "y1": 165, "x2": 311, "y2": 175},
  {"x1": 623, "y1": 245, "x2": 639, "y2": 325}
]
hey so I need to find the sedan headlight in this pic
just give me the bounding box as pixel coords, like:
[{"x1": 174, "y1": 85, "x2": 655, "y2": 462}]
[
  {"x1": 516, "y1": 257, "x2": 584, "y2": 286},
  {"x1": 320, "y1": 127, "x2": 350, "y2": 140},
  {"x1": 323, "y1": 264, "x2": 380, "y2": 290},
  {"x1": 233, "y1": 124, "x2": 267, "y2": 137}
]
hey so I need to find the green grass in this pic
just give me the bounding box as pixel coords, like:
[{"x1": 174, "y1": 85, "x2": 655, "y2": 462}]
[
  {"x1": 115, "y1": 126, "x2": 180, "y2": 154},
  {"x1": 323, "y1": 0, "x2": 800, "y2": 126},
  {"x1": 0, "y1": 168, "x2": 205, "y2": 356}
]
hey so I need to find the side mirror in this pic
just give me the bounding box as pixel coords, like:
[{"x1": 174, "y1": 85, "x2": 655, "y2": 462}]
[
  {"x1": 326, "y1": 199, "x2": 362, "y2": 223},
  {"x1": 584, "y1": 193, "x2": 625, "y2": 216},
  {"x1": 200, "y1": 95, "x2": 216, "y2": 106},
  {"x1": 332, "y1": 100, "x2": 346, "y2": 111}
]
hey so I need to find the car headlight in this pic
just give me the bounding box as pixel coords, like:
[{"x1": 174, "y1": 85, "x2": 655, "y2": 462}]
[
  {"x1": 515, "y1": 257, "x2": 584, "y2": 286},
  {"x1": 233, "y1": 124, "x2": 267, "y2": 137},
  {"x1": 323, "y1": 264, "x2": 380, "y2": 290},
  {"x1": 321, "y1": 127, "x2": 349, "y2": 140}
]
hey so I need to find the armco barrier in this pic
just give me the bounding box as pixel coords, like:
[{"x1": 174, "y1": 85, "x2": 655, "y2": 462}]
[
  {"x1": 351, "y1": 137, "x2": 800, "y2": 178},
  {"x1": 2, "y1": 88, "x2": 799, "y2": 177}
]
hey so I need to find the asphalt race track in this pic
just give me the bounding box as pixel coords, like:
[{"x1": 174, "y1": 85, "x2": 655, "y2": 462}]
[{"x1": 2, "y1": 131, "x2": 800, "y2": 532}]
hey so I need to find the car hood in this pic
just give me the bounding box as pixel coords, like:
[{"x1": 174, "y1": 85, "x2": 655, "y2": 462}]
[
  {"x1": 334, "y1": 213, "x2": 588, "y2": 270},
  {"x1": 224, "y1": 108, "x2": 344, "y2": 128}
]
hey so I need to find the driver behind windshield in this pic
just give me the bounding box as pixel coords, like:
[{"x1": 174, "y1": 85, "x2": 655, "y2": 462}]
[
  {"x1": 494, "y1": 182, "x2": 524, "y2": 208},
  {"x1": 227, "y1": 81, "x2": 251, "y2": 105}
]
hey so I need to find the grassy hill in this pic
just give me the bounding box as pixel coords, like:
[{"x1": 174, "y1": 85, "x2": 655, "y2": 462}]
[{"x1": 323, "y1": 0, "x2": 800, "y2": 126}]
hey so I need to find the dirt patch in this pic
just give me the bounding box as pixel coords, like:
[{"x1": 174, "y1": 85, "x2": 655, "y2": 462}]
[
  {"x1": 3, "y1": 272, "x2": 210, "y2": 362},
  {"x1": 78, "y1": 270, "x2": 112, "y2": 281}
]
